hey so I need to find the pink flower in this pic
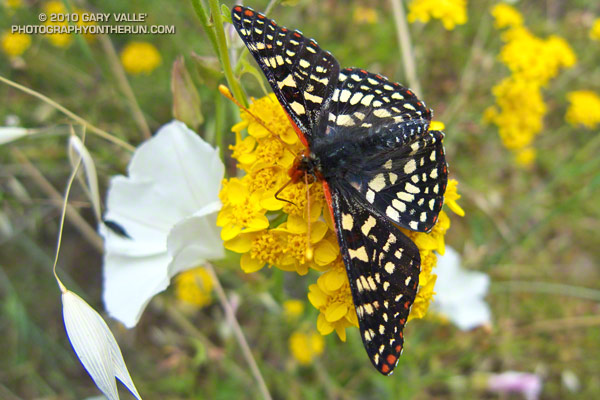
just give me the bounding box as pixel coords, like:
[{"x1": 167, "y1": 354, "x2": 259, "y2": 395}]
[{"x1": 488, "y1": 371, "x2": 542, "y2": 400}]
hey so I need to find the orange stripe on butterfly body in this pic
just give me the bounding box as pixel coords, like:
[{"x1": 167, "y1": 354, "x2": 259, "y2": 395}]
[{"x1": 321, "y1": 181, "x2": 335, "y2": 232}]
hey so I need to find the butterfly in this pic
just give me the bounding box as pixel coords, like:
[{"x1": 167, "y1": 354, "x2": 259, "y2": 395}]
[{"x1": 231, "y1": 5, "x2": 448, "y2": 375}]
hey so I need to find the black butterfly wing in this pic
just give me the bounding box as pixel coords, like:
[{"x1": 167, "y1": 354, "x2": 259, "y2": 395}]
[
  {"x1": 346, "y1": 127, "x2": 448, "y2": 233},
  {"x1": 231, "y1": 6, "x2": 340, "y2": 145},
  {"x1": 328, "y1": 182, "x2": 421, "y2": 375},
  {"x1": 313, "y1": 68, "x2": 448, "y2": 233},
  {"x1": 317, "y1": 68, "x2": 432, "y2": 142}
]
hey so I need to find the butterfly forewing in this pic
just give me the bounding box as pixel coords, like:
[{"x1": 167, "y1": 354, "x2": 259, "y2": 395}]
[
  {"x1": 231, "y1": 6, "x2": 340, "y2": 145},
  {"x1": 330, "y1": 186, "x2": 420, "y2": 375}
]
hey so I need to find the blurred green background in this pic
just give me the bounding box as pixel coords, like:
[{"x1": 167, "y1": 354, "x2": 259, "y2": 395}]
[{"x1": 1, "y1": 0, "x2": 599, "y2": 399}]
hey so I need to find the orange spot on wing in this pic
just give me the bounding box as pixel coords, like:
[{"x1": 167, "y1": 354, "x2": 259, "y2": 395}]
[
  {"x1": 360, "y1": 69, "x2": 367, "y2": 74},
  {"x1": 406, "y1": 90, "x2": 413, "y2": 96},
  {"x1": 234, "y1": 6, "x2": 242, "y2": 12},
  {"x1": 387, "y1": 354, "x2": 397, "y2": 364},
  {"x1": 381, "y1": 364, "x2": 390, "y2": 374},
  {"x1": 258, "y1": 13, "x2": 265, "y2": 19},
  {"x1": 404, "y1": 301, "x2": 410, "y2": 309},
  {"x1": 244, "y1": 9, "x2": 254, "y2": 16},
  {"x1": 281, "y1": 27, "x2": 288, "y2": 31},
  {"x1": 395, "y1": 344, "x2": 402, "y2": 353},
  {"x1": 293, "y1": 32, "x2": 301, "y2": 38},
  {"x1": 399, "y1": 319, "x2": 406, "y2": 325}
]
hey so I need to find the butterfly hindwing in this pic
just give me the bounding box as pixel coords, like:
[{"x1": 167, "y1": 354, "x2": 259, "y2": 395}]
[
  {"x1": 329, "y1": 184, "x2": 421, "y2": 375},
  {"x1": 346, "y1": 127, "x2": 448, "y2": 232},
  {"x1": 231, "y1": 6, "x2": 340, "y2": 145},
  {"x1": 318, "y1": 68, "x2": 431, "y2": 138}
]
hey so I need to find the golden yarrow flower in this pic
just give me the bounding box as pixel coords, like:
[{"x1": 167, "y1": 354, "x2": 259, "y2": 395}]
[
  {"x1": 484, "y1": 76, "x2": 546, "y2": 150},
  {"x1": 43, "y1": 1, "x2": 73, "y2": 47},
  {"x1": 407, "y1": 0, "x2": 468, "y2": 30},
  {"x1": 175, "y1": 267, "x2": 213, "y2": 307},
  {"x1": 486, "y1": 4, "x2": 576, "y2": 166},
  {"x1": 565, "y1": 90, "x2": 600, "y2": 129},
  {"x1": 590, "y1": 18, "x2": 600, "y2": 41},
  {"x1": 490, "y1": 3, "x2": 523, "y2": 29},
  {"x1": 353, "y1": 6, "x2": 378, "y2": 25},
  {"x1": 120, "y1": 42, "x2": 162, "y2": 75},
  {"x1": 289, "y1": 331, "x2": 325, "y2": 365},
  {"x1": 1, "y1": 31, "x2": 31, "y2": 57}
]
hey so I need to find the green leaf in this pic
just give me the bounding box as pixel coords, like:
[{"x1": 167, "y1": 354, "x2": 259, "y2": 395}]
[
  {"x1": 221, "y1": 4, "x2": 232, "y2": 24},
  {"x1": 171, "y1": 56, "x2": 204, "y2": 129}
]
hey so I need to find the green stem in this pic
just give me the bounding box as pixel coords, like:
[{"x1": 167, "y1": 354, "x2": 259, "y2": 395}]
[
  {"x1": 190, "y1": 0, "x2": 219, "y2": 51},
  {"x1": 208, "y1": 0, "x2": 249, "y2": 107}
]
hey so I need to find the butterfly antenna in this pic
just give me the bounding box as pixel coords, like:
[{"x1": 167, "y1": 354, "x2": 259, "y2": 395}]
[
  {"x1": 274, "y1": 178, "x2": 296, "y2": 205},
  {"x1": 304, "y1": 173, "x2": 314, "y2": 261},
  {"x1": 219, "y1": 85, "x2": 297, "y2": 157}
]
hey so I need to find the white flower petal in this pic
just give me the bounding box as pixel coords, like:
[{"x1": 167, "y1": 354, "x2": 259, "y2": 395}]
[
  {"x1": 167, "y1": 200, "x2": 224, "y2": 276},
  {"x1": 101, "y1": 120, "x2": 225, "y2": 328},
  {"x1": 432, "y1": 246, "x2": 492, "y2": 330},
  {"x1": 0, "y1": 127, "x2": 30, "y2": 144},
  {"x1": 69, "y1": 135, "x2": 102, "y2": 221},
  {"x1": 62, "y1": 290, "x2": 142, "y2": 400},
  {"x1": 103, "y1": 251, "x2": 173, "y2": 328},
  {"x1": 102, "y1": 120, "x2": 224, "y2": 251}
]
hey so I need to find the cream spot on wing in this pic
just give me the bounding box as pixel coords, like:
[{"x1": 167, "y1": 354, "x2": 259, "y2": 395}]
[
  {"x1": 385, "y1": 262, "x2": 395, "y2": 274},
  {"x1": 397, "y1": 192, "x2": 414, "y2": 202},
  {"x1": 404, "y1": 159, "x2": 416, "y2": 174},
  {"x1": 366, "y1": 189, "x2": 375, "y2": 203},
  {"x1": 361, "y1": 94, "x2": 374, "y2": 106},
  {"x1": 305, "y1": 92, "x2": 323, "y2": 103},
  {"x1": 405, "y1": 183, "x2": 420, "y2": 193},
  {"x1": 386, "y1": 206, "x2": 399, "y2": 221},
  {"x1": 336, "y1": 115, "x2": 355, "y2": 126},
  {"x1": 339, "y1": 89, "x2": 352, "y2": 103},
  {"x1": 361, "y1": 216, "x2": 377, "y2": 236},
  {"x1": 277, "y1": 74, "x2": 296, "y2": 89},
  {"x1": 342, "y1": 213, "x2": 353, "y2": 230},
  {"x1": 349, "y1": 246, "x2": 369, "y2": 262},
  {"x1": 349, "y1": 92, "x2": 363, "y2": 105},
  {"x1": 392, "y1": 199, "x2": 406, "y2": 212},
  {"x1": 369, "y1": 173, "x2": 386, "y2": 192},
  {"x1": 290, "y1": 101, "x2": 305, "y2": 115}
]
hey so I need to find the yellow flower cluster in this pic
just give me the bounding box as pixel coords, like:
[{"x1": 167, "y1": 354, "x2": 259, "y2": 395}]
[
  {"x1": 120, "y1": 42, "x2": 162, "y2": 75},
  {"x1": 565, "y1": 91, "x2": 600, "y2": 130},
  {"x1": 219, "y1": 93, "x2": 462, "y2": 342},
  {"x1": 289, "y1": 331, "x2": 325, "y2": 365},
  {"x1": 42, "y1": 1, "x2": 96, "y2": 48},
  {"x1": 1, "y1": 31, "x2": 31, "y2": 58},
  {"x1": 407, "y1": 0, "x2": 468, "y2": 30},
  {"x1": 484, "y1": 3, "x2": 576, "y2": 167},
  {"x1": 175, "y1": 267, "x2": 213, "y2": 307},
  {"x1": 591, "y1": 18, "x2": 600, "y2": 41},
  {"x1": 353, "y1": 6, "x2": 378, "y2": 25}
]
